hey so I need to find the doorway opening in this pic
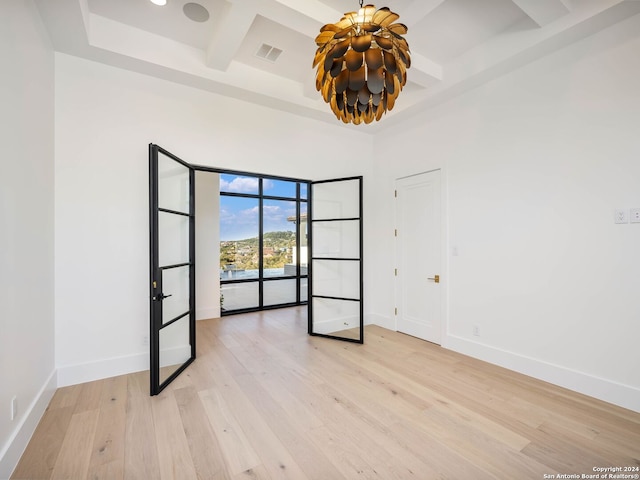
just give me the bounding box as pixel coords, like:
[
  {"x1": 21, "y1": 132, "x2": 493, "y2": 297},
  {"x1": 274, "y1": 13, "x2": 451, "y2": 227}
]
[
  {"x1": 149, "y1": 144, "x2": 364, "y2": 395},
  {"x1": 218, "y1": 172, "x2": 309, "y2": 315}
]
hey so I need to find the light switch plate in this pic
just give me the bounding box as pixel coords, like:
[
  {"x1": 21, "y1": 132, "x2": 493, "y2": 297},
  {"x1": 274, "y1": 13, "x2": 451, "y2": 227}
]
[
  {"x1": 630, "y1": 208, "x2": 640, "y2": 224},
  {"x1": 615, "y1": 209, "x2": 628, "y2": 224}
]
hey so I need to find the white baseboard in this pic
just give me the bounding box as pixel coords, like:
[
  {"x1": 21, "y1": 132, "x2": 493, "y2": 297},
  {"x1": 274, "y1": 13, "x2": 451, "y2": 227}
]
[
  {"x1": 443, "y1": 334, "x2": 640, "y2": 413},
  {"x1": 56, "y1": 346, "x2": 191, "y2": 389},
  {"x1": 365, "y1": 312, "x2": 395, "y2": 330},
  {"x1": 0, "y1": 370, "x2": 57, "y2": 480},
  {"x1": 57, "y1": 352, "x2": 148, "y2": 388},
  {"x1": 366, "y1": 315, "x2": 640, "y2": 413}
]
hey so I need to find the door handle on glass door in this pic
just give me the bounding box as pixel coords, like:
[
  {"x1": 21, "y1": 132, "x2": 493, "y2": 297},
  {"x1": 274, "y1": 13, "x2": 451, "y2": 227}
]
[
  {"x1": 153, "y1": 293, "x2": 173, "y2": 300},
  {"x1": 427, "y1": 275, "x2": 440, "y2": 283}
]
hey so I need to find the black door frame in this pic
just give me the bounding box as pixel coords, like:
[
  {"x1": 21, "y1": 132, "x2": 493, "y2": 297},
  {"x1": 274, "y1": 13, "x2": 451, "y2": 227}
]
[
  {"x1": 149, "y1": 144, "x2": 196, "y2": 395},
  {"x1": 308, "y1": 176, "x2": 364, "y2": 344}
]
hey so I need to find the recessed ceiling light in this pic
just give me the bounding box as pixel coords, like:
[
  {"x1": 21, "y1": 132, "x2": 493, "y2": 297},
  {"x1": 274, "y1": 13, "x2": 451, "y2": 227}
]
[
  {"x1": 183, "y1": 2, "x2": 210, "y2": 22},
  {"x1": 149, "y1": 0, "x2": 167, "y2": 5}
]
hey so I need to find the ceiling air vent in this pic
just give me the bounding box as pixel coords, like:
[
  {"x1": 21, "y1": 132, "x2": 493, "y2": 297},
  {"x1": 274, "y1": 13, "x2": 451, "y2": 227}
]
[{"x1": 255, "y1": 43, "x2": 283, "y2": 63}]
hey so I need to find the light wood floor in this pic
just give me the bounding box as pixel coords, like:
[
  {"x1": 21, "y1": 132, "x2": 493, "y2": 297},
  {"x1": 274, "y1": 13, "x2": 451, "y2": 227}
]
[{"x1": 12, "y1": 307, "x2": 640, "y2": 479}]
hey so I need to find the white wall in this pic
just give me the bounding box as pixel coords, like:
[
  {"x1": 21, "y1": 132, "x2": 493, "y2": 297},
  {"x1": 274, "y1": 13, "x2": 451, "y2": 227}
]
[
  {"x1": 0, "y1": 1, "x2": 56, "y2": 476},
  {"x1": 196, "y1": 171, "x2": 220, "y2": 320},
  {"x1": 370, "y1": 13, "x2": 640, "y2": 411},
  {"x1": 54, "y1": 53, "x2": 374, "y2": 386}
]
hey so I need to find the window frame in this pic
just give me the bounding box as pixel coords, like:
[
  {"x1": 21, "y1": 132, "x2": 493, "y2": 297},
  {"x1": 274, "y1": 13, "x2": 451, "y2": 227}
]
[{"x1": 199, "y1": 167, "x2": 309, "y2": 315}]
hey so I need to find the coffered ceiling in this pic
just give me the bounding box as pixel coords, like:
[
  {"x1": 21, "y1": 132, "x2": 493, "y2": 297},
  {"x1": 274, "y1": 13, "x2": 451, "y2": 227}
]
[{"x1": 34, "y1": 0, "x2": 640, "y2": 131}]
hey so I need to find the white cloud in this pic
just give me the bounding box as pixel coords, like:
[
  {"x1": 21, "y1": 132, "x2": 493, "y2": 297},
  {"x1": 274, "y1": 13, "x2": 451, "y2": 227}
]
[
  {"x1": 262, "y1": 179, "x2": 274, "y2": 191},
  {"x1": 220, "y1": 176, "x2": 259, "y2": 193}
]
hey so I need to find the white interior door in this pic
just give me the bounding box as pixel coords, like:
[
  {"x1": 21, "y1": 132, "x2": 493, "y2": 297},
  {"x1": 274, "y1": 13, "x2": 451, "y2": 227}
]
[{"x1": 395, "y1": 170, "x2": 442, "y2": 344}]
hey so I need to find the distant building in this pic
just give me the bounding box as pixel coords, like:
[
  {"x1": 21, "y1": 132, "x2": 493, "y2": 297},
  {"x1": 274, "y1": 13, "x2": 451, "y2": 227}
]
[{"x1": 286, "y1": 213, "x2": 308, "y2": 275}]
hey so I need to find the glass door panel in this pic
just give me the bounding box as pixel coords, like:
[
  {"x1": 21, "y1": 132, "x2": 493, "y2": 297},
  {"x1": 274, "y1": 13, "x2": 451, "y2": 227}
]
[
  {"x1": 312, "y1": 260, "x2": 360, "y2": 300},
  {"x1": 159, "y1": 316, "x2": 191, "y2": 385},
  {"x1": 309, "y1": 177, "x2": 363, "y2": 344},
  {"x1": 312, "y1": 180, "x2": 360, "y2": 219},
  {"x1": 158, "y1": 212, "x2": 190, "y2": 266},
  {"x1": 312, "y1": 298, "x2": 361, "y2": 341},
  {"x1": 312, "y1": 220, "x2": 360, "y2": 259},
  {"x1": 149, "y1": 144, "x2": 195, "y2": 395},
  {"x1": 161, "y1": 266, "x2": 190, "y2": 325},
  {"x1": 158, "y1": 153, "x2": 190, "y2": 213}
]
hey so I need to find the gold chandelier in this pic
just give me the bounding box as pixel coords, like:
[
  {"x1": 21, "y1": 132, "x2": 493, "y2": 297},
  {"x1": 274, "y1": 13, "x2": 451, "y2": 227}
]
[{"x1": 313, "y1": 1, "x2": 411, "y2": 125}]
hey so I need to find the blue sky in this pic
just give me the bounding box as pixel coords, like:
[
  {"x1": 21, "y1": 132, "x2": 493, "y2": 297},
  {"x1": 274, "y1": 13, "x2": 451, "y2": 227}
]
[{"x1": 219, "y1": 175, "x2": 307, "y2": 241}]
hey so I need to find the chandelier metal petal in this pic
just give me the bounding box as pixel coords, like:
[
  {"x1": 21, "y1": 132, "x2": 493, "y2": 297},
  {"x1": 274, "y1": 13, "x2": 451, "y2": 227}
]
[{"x1": 313, "y1": 3, "x2": 410, "y2": 125}]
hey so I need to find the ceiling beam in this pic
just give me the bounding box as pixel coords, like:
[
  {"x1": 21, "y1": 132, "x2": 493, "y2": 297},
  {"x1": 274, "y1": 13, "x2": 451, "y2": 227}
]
[
  {"x1": 205, "y1": 0, "x2": 258, "y2": 70},
  {"x1": 510, "y1": 0, "x2": 571, "y2": 27},
  {"x1": 408, "y1": 54, "x2": 443, "y2": 87},
  {"x1": 34, "y1": 0, "x2": 90, "y2": 53}
]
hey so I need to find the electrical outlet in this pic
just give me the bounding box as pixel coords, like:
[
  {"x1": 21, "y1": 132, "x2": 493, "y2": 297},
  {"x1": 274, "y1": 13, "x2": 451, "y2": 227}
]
[
  {"x1": 614, "y1": 209, "x2": 628, "y2": 224},
  {"x1": 142, "y1": 335, "x2": 149, "y2": 346},
  {"x1": 11, "y1": 396, "x2": 17, "y2": 421},
  {"x1": 473, "y1": 325, "x2": 480, "y2": 337},
  {"x1": 630, "y1": 208, "x2": 640, "y2": 224}
]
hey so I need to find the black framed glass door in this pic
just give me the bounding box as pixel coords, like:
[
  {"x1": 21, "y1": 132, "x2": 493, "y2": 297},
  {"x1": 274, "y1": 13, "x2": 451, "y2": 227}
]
[
  {"x1": 149, "y1": 144, "x2": 196, "y2": 395},
  {"x1": 309, "y1": 176, "x2": 364, "y2": 343}
]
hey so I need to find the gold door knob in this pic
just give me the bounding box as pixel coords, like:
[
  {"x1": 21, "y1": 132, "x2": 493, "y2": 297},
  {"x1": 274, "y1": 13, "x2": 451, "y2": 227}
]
[{"x1": 428, "y1": 274, "x2": 440, "y2": 283}]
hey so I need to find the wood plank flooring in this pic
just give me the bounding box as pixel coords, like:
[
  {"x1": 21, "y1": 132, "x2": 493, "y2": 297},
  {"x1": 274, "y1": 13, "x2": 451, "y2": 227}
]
[{"x1": 12, "y1": 307, "x2": 640, "y2": 479}]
